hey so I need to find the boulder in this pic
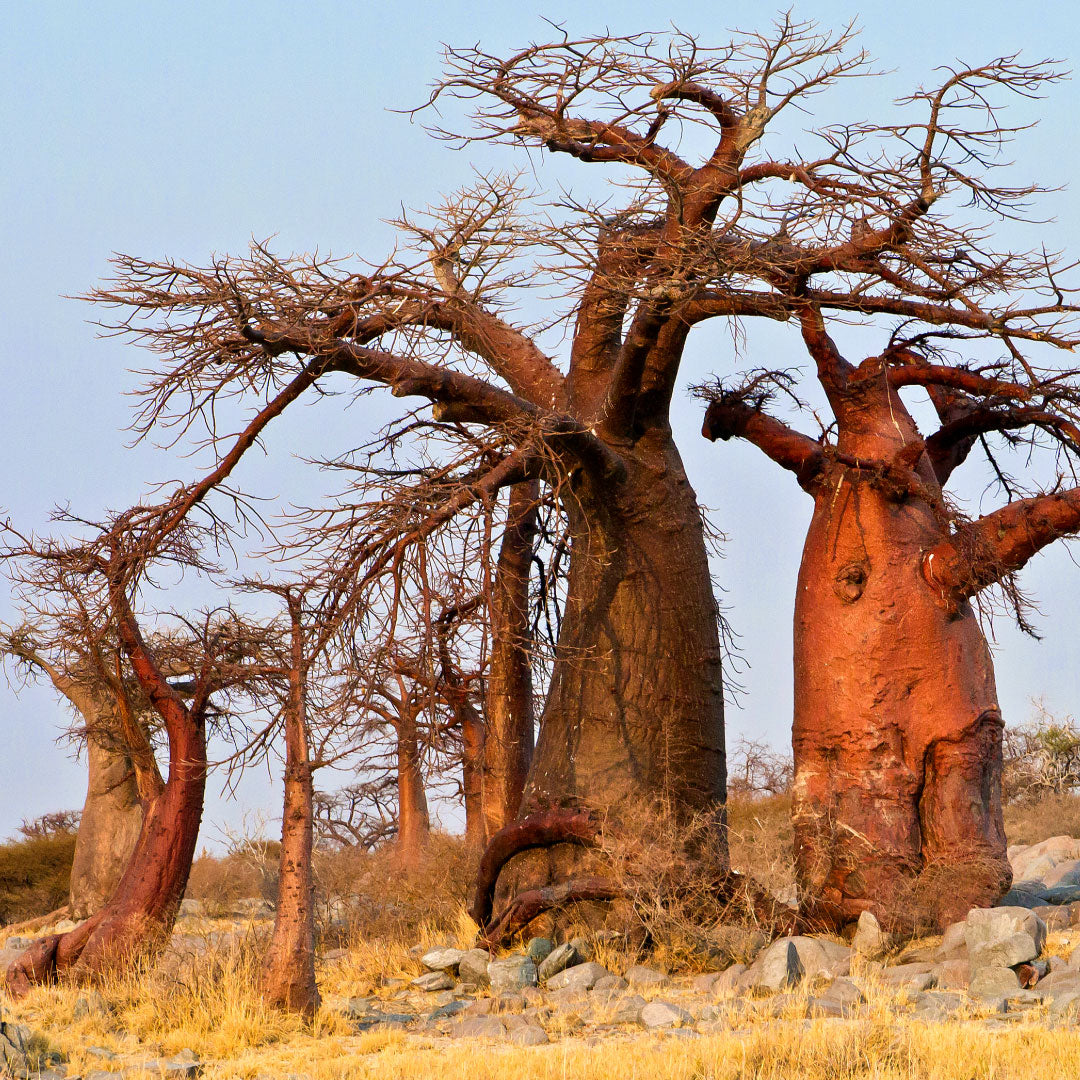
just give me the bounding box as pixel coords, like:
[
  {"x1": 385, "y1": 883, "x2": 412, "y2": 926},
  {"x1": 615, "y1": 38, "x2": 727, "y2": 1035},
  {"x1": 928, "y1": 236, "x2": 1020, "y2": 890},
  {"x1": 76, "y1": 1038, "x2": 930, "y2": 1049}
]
[
  {"x1": 449, "y1": 1016, "x2": 507, "y2": 1039},
  {"x1": 639, "y1": 1001, "x2": 693, "y2": 1029},
  {"x1": 969, "y1": 965, "x2": 1021, "y2": 1000},
  {"x1": 504, "y1": 1021, "x2": 548, "y2": 1046},
  {"x1": 544, "y1": 960, "x2": 609, "y2": 994},
  {"x1": 487, "y1": 955, "x2": 538, "y2": 994},
  {"x1": 964, "y1": 907, "x2": 1046, "y2": 968},
  {"x1": 745, "y1": 936, "x2": 851, "y2": 992},
  {"x1": 933, "y1": 921, "x2": 968, "y2": 961},
  {"x1": 878, "y1": 962, "x2": 937, "y2": 991},
  {"x1": 624, "y1": 965, "x2": 670, "y2": 990},
  {"x1": 457, "y1": 948, "x2": 492, "y2": 986},
  {"x1": 421, "y1": 947, "x2": 464, "y2": 973},
  {"x1": 852, "y1": 910, "x2": 893, "y2": 960},
  {"x1": 933, "y1": 958, "x2": 971, "y2": 990},
  {"x1": 525, "y1": 938, "x2": 553, "y2": 964},
  {"x1": 611, "y1": 994, "x2": 647, "y2": 1025},
  {"x1": 411, "y1": 971, "x2": 455, "y2": 992},
  {"x1": 537, "y1": 942, "x2": 579, "y2": 982},
  {"x1": 1032, "y1": 905, "x2": 1071, "y2": 931},
  {"x1": 998, "y1": 889, "x2": 1044, "y2": 909}
]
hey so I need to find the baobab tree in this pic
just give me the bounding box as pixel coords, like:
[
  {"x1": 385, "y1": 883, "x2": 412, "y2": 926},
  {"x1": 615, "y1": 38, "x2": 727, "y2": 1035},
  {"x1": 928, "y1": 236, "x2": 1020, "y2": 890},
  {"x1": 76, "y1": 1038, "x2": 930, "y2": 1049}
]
[
  {"x1": 0, "y1": 626, "x2": 150, "y2": 921},
  {"x1": 697, "y1": 52, "x2": 1080, "y2": 928},
  {"x1": 82, "y1": 19, "x2": 1077, "y2": 932}
]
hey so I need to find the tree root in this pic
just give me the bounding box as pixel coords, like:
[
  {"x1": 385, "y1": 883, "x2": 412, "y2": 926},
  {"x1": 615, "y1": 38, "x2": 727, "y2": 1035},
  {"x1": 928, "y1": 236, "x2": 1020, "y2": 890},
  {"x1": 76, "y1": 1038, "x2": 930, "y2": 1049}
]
[
  {"x1": 471, "y1": 808, "x2": 805, "y2": 949},
  {"x1": 5, "y1": 934, "x2": 62, "y2": 999}
]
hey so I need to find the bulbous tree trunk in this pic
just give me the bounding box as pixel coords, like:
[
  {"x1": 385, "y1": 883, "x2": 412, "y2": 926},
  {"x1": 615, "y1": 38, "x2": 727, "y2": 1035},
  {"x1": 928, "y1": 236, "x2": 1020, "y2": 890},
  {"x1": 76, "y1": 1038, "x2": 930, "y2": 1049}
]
[
  {"x1": 494, "y1": 433, "x2": 727, "y2": 909},
  {"x1": 792, "y1": 397, "x2": 1010, "y2": 931},
  {"x1": 69, "y1": 729, "x2": 144, "y2": 920}
]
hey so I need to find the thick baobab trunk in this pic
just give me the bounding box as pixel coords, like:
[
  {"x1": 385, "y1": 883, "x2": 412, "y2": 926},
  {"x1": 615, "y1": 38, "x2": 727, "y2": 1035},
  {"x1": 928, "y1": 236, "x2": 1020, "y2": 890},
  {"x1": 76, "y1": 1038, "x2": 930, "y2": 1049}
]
[
  {"x1": 69, "y1": 729, "x2": 144, "y2": 920},
  {"x1": 482, "y1": 481, "x2": 538, "y2": 839},
  {"x1": 792, "y1": 400, "x2": 1010, "y2": 932},
  {"x1": 6, "y1": 715, "x2": 206, "y2": 996},
  {"x1": 492, "y1": 433, "x2": 727, "y2": 911},
  {"x1": 395, "y1": 713, "x2": 430, "y2": 872}
]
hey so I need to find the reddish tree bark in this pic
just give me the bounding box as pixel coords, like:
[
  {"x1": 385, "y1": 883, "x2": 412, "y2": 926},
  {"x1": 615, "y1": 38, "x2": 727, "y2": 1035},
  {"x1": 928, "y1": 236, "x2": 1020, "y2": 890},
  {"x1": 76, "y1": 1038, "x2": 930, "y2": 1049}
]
[
  {"x1": 260, "y1": 594, "x2": 320, "y2": 1018},
  {"x1": 6, "y1": 578, "x2": 209, "y2": 997},
  {"x1": 481, "y1": 481, "x2": 538, "y2": 839},
  {"x1": 703, "y1": 303, "x2": 1080, "y2": 930}
]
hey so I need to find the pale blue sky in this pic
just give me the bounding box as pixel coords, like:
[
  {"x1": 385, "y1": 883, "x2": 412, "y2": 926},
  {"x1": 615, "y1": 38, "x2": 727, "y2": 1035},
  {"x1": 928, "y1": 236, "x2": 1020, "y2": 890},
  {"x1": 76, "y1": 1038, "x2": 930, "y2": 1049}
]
[{"x1": 2, "y1": 1, "x2": 1078, "y2": 843}]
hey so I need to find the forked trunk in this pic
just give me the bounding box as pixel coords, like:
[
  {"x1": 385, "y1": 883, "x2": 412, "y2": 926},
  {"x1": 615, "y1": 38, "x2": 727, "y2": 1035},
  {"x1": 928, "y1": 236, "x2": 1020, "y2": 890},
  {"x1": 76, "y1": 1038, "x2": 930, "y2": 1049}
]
[
  {"x1": 792, "y1": 396, "x2": 1010, "y2": 931},
  {"x1": 6, "y1": 714, "x2": 206, "y2": 997},
  {"x1": 496, "y1": 433, "x2": 727, "y2": 907},
  {"x1": 68, "y1": 707, "x2": 144, "y2": 920},
  {"x1": 482, "y1": 481, "x2": 538, "y2": 840},
  {"x1": 396, "y1": 713, "x2": 430, "y2": 872}
]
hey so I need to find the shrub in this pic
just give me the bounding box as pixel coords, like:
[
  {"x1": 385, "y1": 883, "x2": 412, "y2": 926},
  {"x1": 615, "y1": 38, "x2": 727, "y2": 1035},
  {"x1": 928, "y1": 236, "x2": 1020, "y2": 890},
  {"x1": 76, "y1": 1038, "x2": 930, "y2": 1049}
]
[{"x1": 0, "y1": 828, "x2": 77, "y2": 925}]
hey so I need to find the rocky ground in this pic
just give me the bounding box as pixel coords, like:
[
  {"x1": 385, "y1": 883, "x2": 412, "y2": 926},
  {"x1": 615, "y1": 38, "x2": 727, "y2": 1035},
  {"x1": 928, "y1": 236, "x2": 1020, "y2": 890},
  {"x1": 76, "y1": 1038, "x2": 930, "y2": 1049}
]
[{"x1": 5, "y1": 836, "x2": 1080, "y2": 1078}]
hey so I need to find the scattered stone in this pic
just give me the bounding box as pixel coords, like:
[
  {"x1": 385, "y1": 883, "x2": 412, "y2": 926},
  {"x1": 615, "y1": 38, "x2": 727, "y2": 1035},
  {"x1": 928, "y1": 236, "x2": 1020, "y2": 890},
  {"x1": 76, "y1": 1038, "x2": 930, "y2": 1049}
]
[
  {"x1": 878, "y1": 963, "x2": 937, "y2": 991},
  {"x1": 178, "y1": 899, "x2": 204, "y2": 918},
  {"x1": 448, "y1": 1016, "x2": 507, "y2": 1039},
  {"x1": 611, "y1": 994, "x2": 648, "y2": 1024},
  {"x1": 964, "y1": 907, "x2": 1047, "y2": 965},
  {"x1": 458, "y1": 948, "x2": 492, "y2": 986},
  {"x1": 852, "y1": 910, "x2": 892, "y2": 960},
  {"x1": 428, "y1": 1000, "x2": 468, "y2": 1020},
  {"x1": 488, "y1": 955, "x2": 538, "y2": 994},
  {"x1": 691, "y1": 972, "x2": 723, "y2": 995},
  {"x1": 909, "y1": 991, "x2": 964, "y2": 1023},
  {"x1": 412, "y1": 971, "x2": 455, "y2": 992},
  {"x1": 969, "y1": 965, "x2": 1022, "y2": 1001},
  {"x1": 969, "y1": 931, "x2": 1039, "y2": 970},
  {"x1": 1033, "y1": 905, "x2": 1071, "y2": 931},
  {"x1": 421, "y1": 947, "x2": 464, "y2": 973},
  {"x1": 640, "y1": 1001, "x2": 693, "y2": 1029},
  {"x1": 231, "y1": 898, "x2": 275, "y2": 918},
  {"x1": 1029, "y1": 969, "x2": 1080, "y2": 998},
  {"x1": 590, "y1": 974, "x2": 629, "y2": 999},
  {"x1": 525, "y1": 938, "x2": 553, "y2": 964},
  {"x1": 933, "y1": 921, "x2": 968, "y2": 961},
  {"x1": 545, "y1": 961, "x2": 610, "y2": 994},
  {"x1": 934, "y1": 958, "x2": 971, "y2": 990},
  {"x1": 537, "y1": 942, "x2": 579, "y2": 982},
  {"x1": 4, "y1": 937, "x2": 32, "y2": 952},
  {"x1": 624, "y1": 965, "x2": 670, "y2": 990},
  {"x1": 999, "y1": 889, "x2": 1044, "y2": 909},
  {"x1": 505, "y1": 1021, "x2": 548, "y2": 1046},
  {"x1": 714, "y1": 963, "x2": 747, "y2": 993}
]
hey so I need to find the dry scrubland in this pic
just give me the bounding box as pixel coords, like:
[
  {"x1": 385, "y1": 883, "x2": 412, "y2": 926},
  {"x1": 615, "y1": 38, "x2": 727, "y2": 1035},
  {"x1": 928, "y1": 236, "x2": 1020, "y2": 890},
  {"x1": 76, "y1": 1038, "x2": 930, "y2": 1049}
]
[{"x1": 5, "y1": 795, "x2": 1080, "y2": 1077}]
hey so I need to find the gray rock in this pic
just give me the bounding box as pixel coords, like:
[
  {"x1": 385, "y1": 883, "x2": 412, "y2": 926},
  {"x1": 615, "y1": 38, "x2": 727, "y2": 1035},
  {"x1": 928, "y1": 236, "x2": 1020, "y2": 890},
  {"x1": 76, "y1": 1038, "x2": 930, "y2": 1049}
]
[
  {"x1": 4, "y1": 937, "x2": 32, "y2": 951},
  {"x1": 590, "y1": 974, "x2": 629, "y2": 999},
  {"x1": 852, "y1": 910, "x2": 892, "y2": 960},
  {"x1": 933, "y1": 958, "x2": 971, "y2": 990},
  {"x1": 624, "y1": 965, "x2": 670, "y2": 990},
  {"x1": 457, "y1": 948, "x2": 492, "y2": 985},
  {"x1": 1041, "y1": 885, "x2": 1080, "y2": 905},
  {"x1": 537, "y1": 942, "x2": 579, "y2": 982},
  {"x1": 910, "y1": 991, "x2": 965, "y2": 1023},
  {"x1": 427, "y1": 1000, "x2": 468, "y2": 1020},
  {"x1": 640, "y1": 1001, "x2": 693, "y2": 1029},
  {"x1": 691, "y1": 972, "x2": 723, "y2": 995},
  {"x1": 969, "y1": 931, "x2": 1040, "y2": 970},
  {"x1": 965, "y1": 907, "x2": 1046, "y2": 963},
  {"x1": 1050, "y1": 990, "x2": 1080, "y2": 1016},
  {"x1": 505, "y1": 1022, "x2": 547, "y2": 1046},
  {"x1": 525, "y1": 937, "x2": 553, "y2": 964},
  {"x1": 998, "y1": 889, "x2": 1044, "y2": 909},
  {"x1": 934, "y1": 921, "x2": 969, "y2": 961},
  {"x1": 449, "y1": 1016, "x2": 507, "y2": 1039},
  {"x1": 714, "y1": 963, "x2": 747, "y2": 994},
  {"x1": 353, "y1": 1011, "x2": 415, "y2": 1031},
  {"x1": 746, "y1": 936, "x2": 849, "y2": 992},
  {"x1": 611, "y1": 994, "x2": 648, "y2": 1024},
  {"x1": 178, "y1": 899, "x2": 204, "y2": 918},
  {"x1": 412, "y1": 970, "x2": 455, "y2": 992},
  {"x1": 1030, "y1": 969, "x2": 1080, "y2": 998},
  {"x1": 421, "y1": 947, "x2": 464, "y2": 973},
  {"x1": 487, "y1": 955, "x2": 538, "y2": 994},
  {"x1": 879, "y1": 963, "x2": 937, "y2": 991},
  {"x1": 232, "y1": 897, "x2": 275, "y2": 918},
  {"x1": 544, "y1": 960, "x2": 609, "y2": 993},
  {"x1": 969, "y1": 965, "x2": 1022, "y2": 1000},
  {"x1": 1043, "y1": 859, "x2": 1080, "y2": 889}
]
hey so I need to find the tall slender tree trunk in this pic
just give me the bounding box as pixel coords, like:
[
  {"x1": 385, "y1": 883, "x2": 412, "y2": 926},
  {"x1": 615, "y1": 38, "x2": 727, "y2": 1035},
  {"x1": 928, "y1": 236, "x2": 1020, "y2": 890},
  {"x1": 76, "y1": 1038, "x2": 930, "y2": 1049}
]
[
  {"x1": 396, "y1": 712, "x2": 430, "y2": 872},
  {"x1": 461, "y1": 709, "x2": 486, "y2": 848},
  {"x1": 482, "y1": 480, "x2": 539, "y2": 839},
  {"x1": 261, "y1": 599, "x2": 320, "y2": 1018},
  {"x1": 495, "y1": 433, "x2": 727, "y2": 903},
  {"x1": 792, "y1": 392, "x2": 1010, "y2": 931}
]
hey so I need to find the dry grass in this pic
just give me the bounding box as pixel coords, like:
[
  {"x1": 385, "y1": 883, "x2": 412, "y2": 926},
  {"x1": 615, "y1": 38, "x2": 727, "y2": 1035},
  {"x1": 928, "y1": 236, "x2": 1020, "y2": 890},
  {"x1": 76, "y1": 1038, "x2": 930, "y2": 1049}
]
[{"x1": 1004, "y1": 792, "x2": 1080, "y2": 846}]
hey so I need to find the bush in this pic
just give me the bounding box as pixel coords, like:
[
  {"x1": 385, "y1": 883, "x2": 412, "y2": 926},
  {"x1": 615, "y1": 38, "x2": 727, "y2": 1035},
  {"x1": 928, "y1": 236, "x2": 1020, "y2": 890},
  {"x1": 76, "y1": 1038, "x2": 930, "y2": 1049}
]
[
  {"x1": 0, "y1": 829, "x2": 77, "y2": 925},
  {"x1": 1003, "y1": 702, "x2": 1080, "y2": 803}
]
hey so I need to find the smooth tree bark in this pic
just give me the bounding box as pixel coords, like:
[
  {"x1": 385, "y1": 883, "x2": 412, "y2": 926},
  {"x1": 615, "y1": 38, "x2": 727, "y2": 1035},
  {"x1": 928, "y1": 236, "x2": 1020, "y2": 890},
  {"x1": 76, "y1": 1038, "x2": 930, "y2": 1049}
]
[
  {"x1": 481, "y1": 481, "x2": 539, "y2": 838},
  {"x1": 704, "y1": 307, "x2": 1080, "y2": 930},
  {"x1": 260, "y1": 593, "x2": 320, "y2": 1018},
  {"x1": 394, "y1": 701, "x2": 431, "y2": 872},
  {"x1": 6, "y1": 572, "x2": 211, "y2": 996}
]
